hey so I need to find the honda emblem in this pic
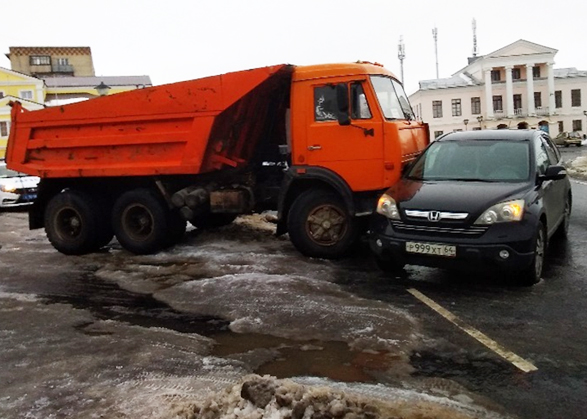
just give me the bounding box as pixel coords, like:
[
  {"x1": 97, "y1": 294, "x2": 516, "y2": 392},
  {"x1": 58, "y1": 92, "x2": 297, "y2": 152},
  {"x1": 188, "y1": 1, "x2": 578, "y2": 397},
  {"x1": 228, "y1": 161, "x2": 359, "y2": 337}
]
[{"x1": 428, "y1": 211, "x2": 441, "y2": 222}]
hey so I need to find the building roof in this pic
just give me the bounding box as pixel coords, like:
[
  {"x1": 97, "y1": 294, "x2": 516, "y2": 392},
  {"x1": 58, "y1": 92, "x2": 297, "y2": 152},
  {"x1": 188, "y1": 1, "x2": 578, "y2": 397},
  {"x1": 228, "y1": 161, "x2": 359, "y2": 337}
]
[
  {"x1": 42, "y1": 75, "x2": 152, "y2": 88},
  {"x1": 418, "y1": 73, "x2": 480, "y2": 90},
  {"x1": 6, "y1": 46, "x2": 92, "y2": 59},
  {"x1": 554, "y1": 67, "x2": 587, "y2": 79}
]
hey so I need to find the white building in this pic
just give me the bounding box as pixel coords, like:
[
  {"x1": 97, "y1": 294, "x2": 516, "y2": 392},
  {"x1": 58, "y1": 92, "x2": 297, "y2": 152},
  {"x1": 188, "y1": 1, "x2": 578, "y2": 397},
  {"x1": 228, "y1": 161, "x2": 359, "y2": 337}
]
[{"x1": 409, "y1": 39, "x2": 587, "y2": 138}]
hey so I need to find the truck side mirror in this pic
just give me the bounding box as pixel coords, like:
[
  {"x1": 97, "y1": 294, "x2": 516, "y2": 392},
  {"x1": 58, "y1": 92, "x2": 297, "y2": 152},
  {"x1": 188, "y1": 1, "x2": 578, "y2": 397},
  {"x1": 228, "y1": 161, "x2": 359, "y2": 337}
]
[{"x1": 336, "y1": 83, "x2": 351, "y2": 126}]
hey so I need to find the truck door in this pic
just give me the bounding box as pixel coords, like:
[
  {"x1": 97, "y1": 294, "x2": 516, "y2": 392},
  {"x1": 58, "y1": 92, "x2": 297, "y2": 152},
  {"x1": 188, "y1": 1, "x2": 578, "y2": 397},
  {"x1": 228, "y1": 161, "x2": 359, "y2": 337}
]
[{"x1": 302, "y1": 81, "x2": 384, "y2": 192}]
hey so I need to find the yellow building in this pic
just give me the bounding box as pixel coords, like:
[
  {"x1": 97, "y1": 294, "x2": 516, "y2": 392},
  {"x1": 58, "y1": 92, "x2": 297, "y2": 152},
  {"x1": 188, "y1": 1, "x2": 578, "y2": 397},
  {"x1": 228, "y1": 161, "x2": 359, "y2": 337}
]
[
  {"x1": 1, "y1": 46, "x2": 152, "y2": 158},
  {"x1": 0, "y1": 67, "x2": 44, "y2": 159}
]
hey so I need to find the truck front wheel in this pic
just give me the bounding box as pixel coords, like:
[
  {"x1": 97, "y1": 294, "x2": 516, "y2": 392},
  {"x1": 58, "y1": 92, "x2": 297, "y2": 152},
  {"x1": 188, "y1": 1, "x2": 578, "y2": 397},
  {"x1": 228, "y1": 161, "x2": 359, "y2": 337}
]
[
  {"x1": 112, "y1": 189, "x2": 170, "y2": 255},
  {"x1": 287, "y1": 190, "x2": 357, "y2": 259},
  {"x1": 44, "y1": 190, "x2": 107, "y2": 255}
]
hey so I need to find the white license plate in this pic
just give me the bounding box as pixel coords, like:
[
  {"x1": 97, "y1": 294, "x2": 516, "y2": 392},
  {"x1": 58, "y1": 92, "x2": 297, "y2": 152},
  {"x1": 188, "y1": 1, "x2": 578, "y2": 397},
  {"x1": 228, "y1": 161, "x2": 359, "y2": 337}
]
[{"x1": 406, "y1": 241, "x2": 456, "y2": 257}]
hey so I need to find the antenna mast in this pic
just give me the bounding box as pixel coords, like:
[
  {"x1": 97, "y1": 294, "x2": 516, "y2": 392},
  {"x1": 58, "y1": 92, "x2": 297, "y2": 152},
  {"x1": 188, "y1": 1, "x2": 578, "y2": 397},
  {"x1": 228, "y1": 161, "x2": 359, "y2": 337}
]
[
  {"x1": 432, "y1": 27, "x2": 439, "y2": 79},
  {"x1": 472, "y1": 18, "x2": 478, "y2": 57},
  {"x1": 398, "y1": 35, "x2": 406, "y2": 84}
]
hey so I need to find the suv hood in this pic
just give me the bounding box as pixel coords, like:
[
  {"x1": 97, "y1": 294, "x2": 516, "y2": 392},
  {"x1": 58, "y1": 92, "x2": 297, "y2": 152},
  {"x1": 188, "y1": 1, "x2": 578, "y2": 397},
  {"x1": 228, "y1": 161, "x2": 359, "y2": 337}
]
[{"x1": 387, "y1": 179, "x2": 531, "y2": 216}]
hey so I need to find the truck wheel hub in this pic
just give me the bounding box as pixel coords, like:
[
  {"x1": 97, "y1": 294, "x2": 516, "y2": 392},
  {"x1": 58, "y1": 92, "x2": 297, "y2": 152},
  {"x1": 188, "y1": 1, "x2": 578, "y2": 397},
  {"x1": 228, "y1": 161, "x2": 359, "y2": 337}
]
[{"x1": 306, "y1": 205, "x2": 347, "y2": 246}]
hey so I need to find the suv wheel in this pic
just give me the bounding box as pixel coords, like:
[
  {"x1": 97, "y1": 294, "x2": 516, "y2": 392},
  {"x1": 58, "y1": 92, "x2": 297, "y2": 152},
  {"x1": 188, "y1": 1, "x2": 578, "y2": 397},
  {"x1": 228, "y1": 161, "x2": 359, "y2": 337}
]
[{"x1": 516, "y1": 222, "x2": 546, "y2": 286}]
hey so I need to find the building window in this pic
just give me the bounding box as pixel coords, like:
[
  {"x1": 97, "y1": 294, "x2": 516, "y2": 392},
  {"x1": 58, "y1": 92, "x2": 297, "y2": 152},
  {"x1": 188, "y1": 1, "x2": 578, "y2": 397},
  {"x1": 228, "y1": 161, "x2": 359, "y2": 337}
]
[
  {"x1": 534, "y1": 92, "x2": 542, "y2": 108},
  {"x1": 491, "y1": 70, "x2": 501, "y2": 82},
  {"x1": 471, "y1": 97, "x2": 481, "y2": 114},
  {"x1": 451, "y1": 99, "x2": 462, "y2": 117},
  {"x1": 432, "y1": 100, "x2": 443, "y2": 118},
  {"x1": 512, "y1": 68, "x2": 521, "y2": 80},
  {"x1": 20, "y1": 90, "x2": 33, "y2": 100},
  {"x1": 533, "y1": 66, "x2": 541, "y2": 78},
  {"x1": 56, "y1": 58, "x2": 69, "y2": 66},
  {"x1": 513, "y1": 94, "x2": 522, "y2": 110},
  {"x1": 434, "y1": 130, "x2": 444, "y2": 138},
  {"x1": 493, "y1": 95, "x2": 503, "y2": 112},
  {"x1": 555, "y1": 91, "x2": 562, "y2": 108},
  {"x1": 30, "y1": 55, "x2": 50, "y2": 65},
  {"x1": 558, "y1": 121, "x2": 564, "y2": 133},
  {"x1": 572, "y1": 120, "x2": 582, "y2": 132},
  {"x1": 571, "y1": 89, "x2": 581, "y2": 107},
  {"x1": 0, "y1": 121, "x2": 9, "y2": 137}
]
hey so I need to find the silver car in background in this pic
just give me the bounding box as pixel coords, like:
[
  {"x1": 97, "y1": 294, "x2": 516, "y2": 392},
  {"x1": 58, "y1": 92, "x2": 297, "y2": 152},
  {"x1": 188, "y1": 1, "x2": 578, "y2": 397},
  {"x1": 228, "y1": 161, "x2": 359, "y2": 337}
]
[{"x1": 0, "y1": 162, "x2": 40, "y2": 208}]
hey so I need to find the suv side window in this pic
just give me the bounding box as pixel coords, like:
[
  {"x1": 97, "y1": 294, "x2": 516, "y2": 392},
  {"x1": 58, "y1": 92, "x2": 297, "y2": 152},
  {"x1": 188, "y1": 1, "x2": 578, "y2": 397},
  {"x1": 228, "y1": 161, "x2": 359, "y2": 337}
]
[
  {"x1": 534, "y1": 137, "x2": 551, "y2": 175},
  {"x1": 541, "y1": 134, "x2": 561, "y2": 164}
]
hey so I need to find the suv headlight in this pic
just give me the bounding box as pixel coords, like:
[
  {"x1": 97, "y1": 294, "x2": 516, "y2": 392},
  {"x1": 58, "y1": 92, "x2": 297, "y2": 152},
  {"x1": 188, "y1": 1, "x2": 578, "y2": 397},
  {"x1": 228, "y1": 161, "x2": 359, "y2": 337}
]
[
  {"x1": 474, "y1": 199, "x2": 525, "y2": 225},
  {"x1": 376, "y1": 193, "x2": 401, "y2": 220}
]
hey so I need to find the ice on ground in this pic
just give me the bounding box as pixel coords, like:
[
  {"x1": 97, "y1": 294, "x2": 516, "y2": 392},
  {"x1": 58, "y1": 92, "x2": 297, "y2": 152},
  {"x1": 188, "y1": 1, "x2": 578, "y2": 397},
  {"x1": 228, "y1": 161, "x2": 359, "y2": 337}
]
[
  {"x1": 156, "y1": 272, "x2": 420, "y2": 355},
  {"x1": 174, "y1": 374, "x2": 512, "y2": 419}
]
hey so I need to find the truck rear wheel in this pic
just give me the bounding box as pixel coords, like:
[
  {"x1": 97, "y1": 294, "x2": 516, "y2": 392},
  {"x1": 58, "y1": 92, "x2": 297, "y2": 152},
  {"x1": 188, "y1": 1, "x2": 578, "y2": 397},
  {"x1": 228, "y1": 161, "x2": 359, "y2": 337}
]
[
  {"x1": 112, "y1": 189, "x2": 170, "y2": 255},
  {"x1": 44, "y1": 190, "x2": 107, "y2": 255},
  {"x1": 287, "y1": 190, "x2": 357, "y2": 259}
]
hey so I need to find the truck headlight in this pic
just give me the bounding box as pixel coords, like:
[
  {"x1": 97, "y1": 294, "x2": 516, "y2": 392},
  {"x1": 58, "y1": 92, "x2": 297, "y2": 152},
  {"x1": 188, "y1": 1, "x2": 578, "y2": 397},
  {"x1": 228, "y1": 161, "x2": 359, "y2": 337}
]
[
  {"x1": 474, "y1": 199, "x2": 524, "y2": 225},
  {"x1": 376, "y1": 193, "x2": 401, "y2": 220}
]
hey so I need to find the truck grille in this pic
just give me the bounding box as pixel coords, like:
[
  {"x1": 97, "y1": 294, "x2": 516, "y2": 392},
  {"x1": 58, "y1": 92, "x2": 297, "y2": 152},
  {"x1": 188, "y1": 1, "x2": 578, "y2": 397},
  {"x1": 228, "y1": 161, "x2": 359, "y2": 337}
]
[{"x1": 391, "y1": 220, "x2": 488, "y2": 238}]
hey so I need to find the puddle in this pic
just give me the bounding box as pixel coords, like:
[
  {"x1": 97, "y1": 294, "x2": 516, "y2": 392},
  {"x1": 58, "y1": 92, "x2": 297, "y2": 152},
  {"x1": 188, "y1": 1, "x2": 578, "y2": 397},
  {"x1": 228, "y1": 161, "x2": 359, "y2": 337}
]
[
  {"x1": 42, "y1": 273, "x2": 404, "y2": 383},
  {"x1": 209, "y1": 331, "x2": 402, "y2": 383},
  {"x1": 43, "y1": 273, "x2": 230, "y2": 335}
]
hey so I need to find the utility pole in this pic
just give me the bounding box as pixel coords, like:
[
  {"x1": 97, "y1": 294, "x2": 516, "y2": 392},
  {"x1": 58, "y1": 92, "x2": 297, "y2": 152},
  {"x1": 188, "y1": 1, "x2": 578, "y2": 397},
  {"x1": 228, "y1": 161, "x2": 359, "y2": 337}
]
[
  {"x1": 472, "y1": 18, "x2": 478, "y2": 57},
  {"x1": 398, "y1": 36, "x2": 406, "y2": 85},
  {"x1": 432, "y1": 27, "x2": 439, "y2": 79}
]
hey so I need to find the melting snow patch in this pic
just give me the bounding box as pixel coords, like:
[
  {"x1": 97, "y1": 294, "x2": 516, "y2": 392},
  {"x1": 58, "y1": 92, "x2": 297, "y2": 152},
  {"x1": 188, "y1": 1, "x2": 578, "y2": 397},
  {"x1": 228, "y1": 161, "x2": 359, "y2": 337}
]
[{"x1": 173, "y1": 374, "x2": 511, "y2": 419}]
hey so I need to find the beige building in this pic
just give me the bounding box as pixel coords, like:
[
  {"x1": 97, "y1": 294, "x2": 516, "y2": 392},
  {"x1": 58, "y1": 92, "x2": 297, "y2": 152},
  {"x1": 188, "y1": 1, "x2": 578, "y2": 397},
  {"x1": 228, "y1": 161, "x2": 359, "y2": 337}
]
[
  {"x1": 6, "y1": 46, "x2": 95, "y2": 78},
  {"x1": 410, "y1": 40, "x2": 587, "y2": 138}
]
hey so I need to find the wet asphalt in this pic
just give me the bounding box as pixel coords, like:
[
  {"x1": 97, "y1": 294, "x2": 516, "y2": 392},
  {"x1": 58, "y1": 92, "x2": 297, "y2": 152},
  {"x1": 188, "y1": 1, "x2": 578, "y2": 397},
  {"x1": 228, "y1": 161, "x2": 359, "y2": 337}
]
[{"x1": 0, "y1": 146, "x2": 586, "y2": 418}]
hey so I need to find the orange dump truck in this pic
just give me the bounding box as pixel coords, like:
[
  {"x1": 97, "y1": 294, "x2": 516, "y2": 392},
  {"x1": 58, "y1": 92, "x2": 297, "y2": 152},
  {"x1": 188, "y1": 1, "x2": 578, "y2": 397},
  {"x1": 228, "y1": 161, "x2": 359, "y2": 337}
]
[{"x1": 6, "y1": 62, "x2": 429, "y2": 258}]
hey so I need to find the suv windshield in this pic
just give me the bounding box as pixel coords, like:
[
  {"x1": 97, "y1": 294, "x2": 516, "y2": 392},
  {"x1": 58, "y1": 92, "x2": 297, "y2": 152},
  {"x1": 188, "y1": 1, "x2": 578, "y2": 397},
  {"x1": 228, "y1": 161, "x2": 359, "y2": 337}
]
[
  {"x1": 407, "y1": 140, "x2": 530, "y2": 182},
  {"x1": 370, "y1": 75, "x2": 414, "y2": 120}
]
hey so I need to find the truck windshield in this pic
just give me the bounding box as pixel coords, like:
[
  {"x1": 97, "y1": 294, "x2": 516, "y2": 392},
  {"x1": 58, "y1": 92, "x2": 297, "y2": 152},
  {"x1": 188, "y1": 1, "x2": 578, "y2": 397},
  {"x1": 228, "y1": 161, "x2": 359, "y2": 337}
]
[{"x1": 370, "y1": 75, "x2": 415, "y2": 120}]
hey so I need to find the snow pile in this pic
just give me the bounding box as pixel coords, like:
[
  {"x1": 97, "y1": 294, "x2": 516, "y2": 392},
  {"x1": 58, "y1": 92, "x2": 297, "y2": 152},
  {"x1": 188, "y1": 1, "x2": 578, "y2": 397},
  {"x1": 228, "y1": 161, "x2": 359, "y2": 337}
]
[
  {"x1": 568, "y1": 155, "x2": 587, "y2": 180},
  {"x1": 174, "y1": 375, "x2": 509, "y2": 419}
]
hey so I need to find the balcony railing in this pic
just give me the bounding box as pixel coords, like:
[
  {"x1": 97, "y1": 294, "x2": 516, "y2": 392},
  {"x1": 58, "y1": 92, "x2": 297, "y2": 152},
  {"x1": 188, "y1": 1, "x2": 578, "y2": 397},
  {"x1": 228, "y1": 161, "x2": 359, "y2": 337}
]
[
  {"x1": 52, "y1": 64, "x2": 74, "y2": 73},
  {"x1": 536, "y1": 107, "x2": 550, "y2": 116}
]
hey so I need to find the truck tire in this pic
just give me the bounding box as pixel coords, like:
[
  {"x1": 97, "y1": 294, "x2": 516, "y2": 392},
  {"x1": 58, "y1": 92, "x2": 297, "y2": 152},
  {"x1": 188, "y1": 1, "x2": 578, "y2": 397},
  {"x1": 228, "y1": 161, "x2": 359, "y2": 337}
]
[
  {"x1": 44, "y1": 190, "x2": 106, "y2": 255},
  {"x1": 112, "y1": 189, "x2": 170, "y2": 255},
  {"x1": 287, "y1": 190, "x2": 357, "y2": 259},
  {"x1": 190, "y1": 213, "x2": 237, "y2": 229}
]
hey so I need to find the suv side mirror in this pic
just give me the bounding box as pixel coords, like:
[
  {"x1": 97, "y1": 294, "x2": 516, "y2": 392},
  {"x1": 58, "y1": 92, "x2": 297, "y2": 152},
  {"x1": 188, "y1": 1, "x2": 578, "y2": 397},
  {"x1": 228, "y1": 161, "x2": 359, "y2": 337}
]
[
  {"x1": 540, "y1": 165, "x2": 567, "y2": 181},
  {"x1": 336, "y1": 83, "x2": 350, "y2": 126}
]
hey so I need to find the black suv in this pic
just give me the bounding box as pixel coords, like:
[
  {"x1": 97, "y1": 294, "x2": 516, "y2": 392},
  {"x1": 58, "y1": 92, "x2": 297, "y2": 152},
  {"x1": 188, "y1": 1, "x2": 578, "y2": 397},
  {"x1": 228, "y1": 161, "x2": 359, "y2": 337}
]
[{"x1": 369, "y1": 130, "x2": 571, "y2": 286}]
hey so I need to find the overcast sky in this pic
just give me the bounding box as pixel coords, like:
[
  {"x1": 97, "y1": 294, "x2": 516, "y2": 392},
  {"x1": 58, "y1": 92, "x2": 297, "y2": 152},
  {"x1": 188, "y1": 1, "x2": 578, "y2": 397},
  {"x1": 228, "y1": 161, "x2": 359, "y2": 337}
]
[{"x1": 2, "y1": 0, "x2": 586, "y2": 95}]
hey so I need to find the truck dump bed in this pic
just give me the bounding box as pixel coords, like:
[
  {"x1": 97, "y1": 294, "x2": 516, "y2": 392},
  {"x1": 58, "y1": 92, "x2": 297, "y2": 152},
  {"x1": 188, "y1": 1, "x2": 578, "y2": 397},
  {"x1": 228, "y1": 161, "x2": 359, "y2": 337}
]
[{"x1": 7, "y1": 64, "x2": 293, "y2": 178}]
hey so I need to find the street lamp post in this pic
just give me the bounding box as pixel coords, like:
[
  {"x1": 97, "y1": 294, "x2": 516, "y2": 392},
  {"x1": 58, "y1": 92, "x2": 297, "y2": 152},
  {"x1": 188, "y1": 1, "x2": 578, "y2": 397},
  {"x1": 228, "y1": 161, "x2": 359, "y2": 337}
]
[
  {"x1": 477, "y1": 115, "x2": 483, "y2": 130},
  {"x1": 94, "y1": 81, "x2": 111, "y2": 96},
  {"x1": 464, "y1": 119, "x2": 469, "y2": 131}
]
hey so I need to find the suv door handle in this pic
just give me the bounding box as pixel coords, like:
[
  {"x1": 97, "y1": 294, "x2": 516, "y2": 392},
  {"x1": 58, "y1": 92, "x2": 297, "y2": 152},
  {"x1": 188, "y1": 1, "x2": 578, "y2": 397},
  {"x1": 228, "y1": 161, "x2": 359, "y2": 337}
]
[{"x1": 308, "y1": 145, "x2": 322, "y2": 151}]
